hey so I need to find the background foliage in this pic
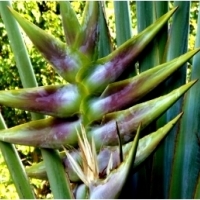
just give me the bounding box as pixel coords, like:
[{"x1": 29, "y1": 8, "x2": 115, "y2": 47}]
[{"x1": 0, "y1": 1, "x2": 199, "y2": 198}]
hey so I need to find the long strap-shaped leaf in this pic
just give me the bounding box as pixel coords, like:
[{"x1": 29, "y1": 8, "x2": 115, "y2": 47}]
[
  {"x1": 136, "y1": 1, "x2": 159, "y2": 72},
  {"x1": 0, "y1": 2, "x2": 36, "y2": 198},
  {"x1": 114, "y1": 1, "x2": 132, "y2": 46},
  {"x1": 128, "y1": 2, "x2": 169, "y2": 198},
  {"x1": 0, "y1": 114, "x2": 35, "y2": 198},
  {"x1": 152, "y1": 2, "x2": 190, "y2": 198},
  {"x1": 169, "y1": 3, "x2": 200, "y2": 198},
  {"x1": 97, "y1": 1, "x2": 113, "y2": 58}
]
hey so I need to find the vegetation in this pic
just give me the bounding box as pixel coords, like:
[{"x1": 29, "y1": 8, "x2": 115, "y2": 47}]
[{"x1": 0, "y1": 1, "x2": 199, "y2": 199}]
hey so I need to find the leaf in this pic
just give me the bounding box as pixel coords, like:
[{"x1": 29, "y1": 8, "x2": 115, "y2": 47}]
[
  {"x1": 168, "y1": 2, "x2": 200, "y2": 198},
  {"x1": 97, "y1": 2, "x2": 113, "y2": 58},
  {"x1": 114, "y1": 1, "x2": 132, "y2": 46}
]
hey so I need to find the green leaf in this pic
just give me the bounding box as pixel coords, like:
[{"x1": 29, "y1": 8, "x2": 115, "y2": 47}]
[
  {"x1": 194, "y1": 177, "x2": 200, "y2": 199},
  {"x1": 154, "y1": 1, "x2": 168, "y2": 63},
  {"x1": 151, "y1": 2, "x2": 191, "y2": 198},
  {"x1": 114, "y1": 1, "x2": 132, "y2": 46},
  {"x1": 98, "y1": 2, "x2": 113, "y2": 58},
  {"x1": 136, "y1": 1, "x2": 159, "y2": 72},
  {"x1": 0, "y1": 2, "x2": 38, "y2": 89},
  {"x1": 0, "y1": 115, "x2": 35, "y2": 199},
  {"x1": 169, "y1": 2, "x2": 200, "y2": 198},
  {"x1": 42, "y1": 149, "x2": 73, "y2": 199}
]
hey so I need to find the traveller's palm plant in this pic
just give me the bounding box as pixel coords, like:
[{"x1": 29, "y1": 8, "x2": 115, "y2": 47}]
[{"x1": 0, "y1": 1, "x2": 199, "y2": 199}]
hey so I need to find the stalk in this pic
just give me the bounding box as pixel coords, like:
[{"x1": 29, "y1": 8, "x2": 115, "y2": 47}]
[{"x1": 0, "y1": 1, "x2": 73, "y2": 198}]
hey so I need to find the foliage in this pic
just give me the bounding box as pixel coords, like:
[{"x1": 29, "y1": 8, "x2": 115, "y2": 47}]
[{"x1": 0, "y1": 1, "x2": 199, "y2": 199}]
